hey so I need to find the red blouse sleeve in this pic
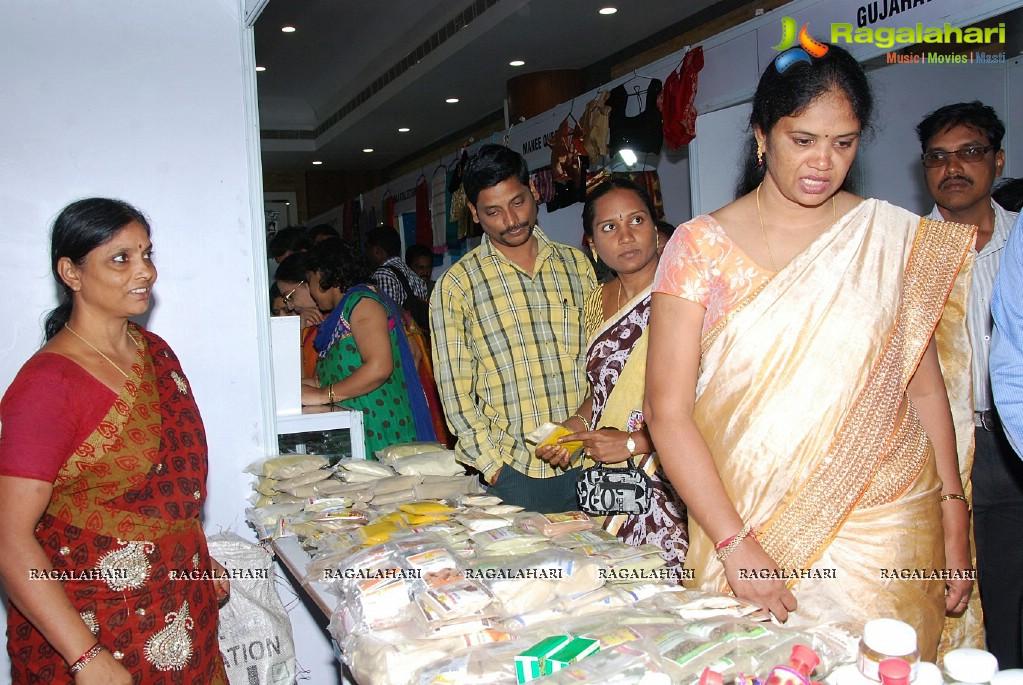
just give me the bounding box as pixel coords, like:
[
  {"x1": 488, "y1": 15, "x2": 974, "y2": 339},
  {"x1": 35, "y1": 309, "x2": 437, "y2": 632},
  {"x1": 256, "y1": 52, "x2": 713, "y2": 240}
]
[{"x1": 0, "y1": 354, "x2": 114, "y2": 482}]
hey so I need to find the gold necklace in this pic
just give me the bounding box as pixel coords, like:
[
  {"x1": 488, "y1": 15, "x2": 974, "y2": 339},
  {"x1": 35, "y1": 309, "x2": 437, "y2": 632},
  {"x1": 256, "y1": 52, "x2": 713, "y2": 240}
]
[
  {"x1": 65, "y1": 323, "x2": 139, "y2": 379},
  {"x1": 616, "y1": 279, "x2": 625, "y2": 311},
  {"x1": 755, "y1": 183, "x2": 837, "y2": 272}
]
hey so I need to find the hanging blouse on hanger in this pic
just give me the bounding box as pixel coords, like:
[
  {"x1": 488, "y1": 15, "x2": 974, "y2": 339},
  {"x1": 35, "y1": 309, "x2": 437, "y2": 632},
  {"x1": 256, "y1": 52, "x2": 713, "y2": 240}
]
[
  {"x1": 608, "y1": 78, "x2": 664, "y2": 158},
  {"x1": 661, "y1": 46, "x2": 704, "y2": 149},
  {"x1": 548, "y1": 116, "x2": 588, "y2": 186},
  {"x1": 578, "y1": 90, "x2": 611, "y2": 161}
]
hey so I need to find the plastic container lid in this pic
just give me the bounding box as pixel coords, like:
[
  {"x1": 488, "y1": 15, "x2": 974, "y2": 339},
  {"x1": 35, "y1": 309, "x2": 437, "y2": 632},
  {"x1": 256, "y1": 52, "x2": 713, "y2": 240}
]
[
  {"x1": 791, "y1": 645, "x2": 821, "y2": 677},
  {"x1": 879, "y1": 658, "x2": 912, "y2": 685},
  {"x1": 992, "y1": 670, "x2": 1023, "y2": 685},
  {"x1": 862, "y1": 619, "x2": 918, "y2": 657},
  {"x1": 916, "y1": 662, "x2": 945, "y2": 685},
  {"x1": 700, "y1": 668, "x2": 724, "y2": 685},
  {"x1": 944, "y1": 648, "x2": 999, "y2": 684}
]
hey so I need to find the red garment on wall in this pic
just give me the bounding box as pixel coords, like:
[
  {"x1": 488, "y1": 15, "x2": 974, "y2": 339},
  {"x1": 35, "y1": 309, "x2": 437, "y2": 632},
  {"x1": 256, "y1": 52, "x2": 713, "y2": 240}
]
[{"x1": 660, "y1": 46, "x2": 704, "y2": 149}]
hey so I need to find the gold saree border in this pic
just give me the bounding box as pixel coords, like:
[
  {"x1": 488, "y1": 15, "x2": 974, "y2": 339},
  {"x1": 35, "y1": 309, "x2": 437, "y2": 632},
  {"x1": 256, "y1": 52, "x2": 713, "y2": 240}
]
[
  {"x1": 757, "y1": 218, "x2": 976, "y2": 575},
  {"x1": 48, "y1": 328, "x2": 194, "y2": 539}
]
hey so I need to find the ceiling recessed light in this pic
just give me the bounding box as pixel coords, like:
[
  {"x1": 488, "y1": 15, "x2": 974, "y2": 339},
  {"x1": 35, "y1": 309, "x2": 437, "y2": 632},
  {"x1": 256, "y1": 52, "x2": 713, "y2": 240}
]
[
  {"x1": 311, "y1": 160, "x2": 322, "y2": 165},
  {"x1": 281, "y1": 26, "x2": 296, "y2": 33},
  {"x1": 509, "y1": 60, "x2": 525, "y2": 67},
  {"x1": 363, "y1": 148, "x2": 374, "y2": 153},
  {"x1": 398, "y1": 127, "x2": 410, "y2": 133},
  {"x1": 255, "y1": 66, "x2": 266, "y2": 72},
  {"x1": 445, "y1": 97, "x2": 459, "y2": 104},
  {"x1": 599, "y1": 7, "x2": 618, "y2": 15}
]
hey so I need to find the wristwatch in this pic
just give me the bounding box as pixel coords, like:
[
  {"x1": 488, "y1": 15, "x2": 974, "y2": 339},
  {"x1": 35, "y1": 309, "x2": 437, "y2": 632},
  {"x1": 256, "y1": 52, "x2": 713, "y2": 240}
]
[{"x1": 625, "y1": 432, "x2": 636, "y2": 457}]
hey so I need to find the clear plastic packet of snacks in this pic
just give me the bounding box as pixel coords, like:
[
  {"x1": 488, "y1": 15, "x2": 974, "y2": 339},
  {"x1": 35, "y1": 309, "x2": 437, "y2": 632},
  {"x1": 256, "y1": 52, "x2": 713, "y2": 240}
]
[
  {"x1": 539, "y1": 640, "x2": 685, "y2": 684},
  {"x1": 559, "y1": 586, "x2": 631, "y2": 618},
  {"x1": 275, "y1": 468, "x2": 333, "y2": 490},
  {"x1": 457, "y1": 510, "x2": 513, "y2": 533},
  {"x1": 304, "y1": 496, "x2": 363, "y2": 513},
  {"x1": 357, "y1": 519, "x2": 405, "y2": 546},
  {"x1": 616, "y1": 582, "x2": 687, "y2": 606},
  {"x1": 376, "y1": 441, "x2": 446, "y2": 463},
  {"x1": 469, "y1": 527, "x2": 550, "y2": 555},
  {"x1": 636, "y1": 587, "x2": 760, "y2": 621},
  {"x1": 448, "y1": 538, "x2": 475, "y2": 559},
  {"x1": 482, "y1": 504, "x2": 524, "y2": 516},
  {"x1": 341, "y1": 627, "x2": 510, "y2": 685},
  {"x1": 337, "y1": 458, "x2": 395, "y2": 479},
  {"x1": 414, "y1": 635, "x2": 536, "y2": 685},
  {"x1": 550, "y1": 528, "x2": 619, "y2": 549},
  {"x1": 520, "y1": 511, "x2": 594, "y2": 537},
  {"x1": 245, "y1": 502, "x2": 305, "y2": 539},
  {"x1": 372, "y1": 475, "x2": 423, "y2": 495},
  {"x1": 469, "y1": 547, "x2": 605, "y2": 617},
  {"x1": 657, "y1": 617, "x2": 780, "y2": 678},
  {"x1": 414, "y1": 575, "x2": 497, "y2": 625},
  {"x1": 406, "y1": 521, "x2": 468, "y2": 544},
  {"x1": 499, "y1": 606, "x2": 566, "y2": 630},
  {"x1": 369, "y1": 489, "x2": 418, "y2": 506},
  {"x1": 403, "y1": 545, "x2": 465, "y2": 588},
  {"x1": 458, "y1": 493, "x2": 504, "y2": 507},
  {"x1": 400, "y1": 501, "x2": 458, "y2": 516},
  {"x1": 341, "y1": 469, "x2": 382, "y2": 483},
  {"x1": 524, "y1": 421, "x2": 585, "y2": 454},
  {"x1": 414, "y1": 476, "x2": 481, "y2": 501},
  {"x1": 254, "y1": 477, "x2": 279, "y2": 496},
  {"x1": 333, "y1": 570, "x2": 416, "y2": 634},
  {"x1": 800, "y1": 622, "x2": 861, "y2": 675},
  {"x1": 246, "y1": 454, "x2": 329, "y2": 479},
  {"x1": 311, "y1": 508, "x2": 368, "y2": 525},
  {"x1": 288, "y1": 478, "x2": 349, "y2": 498},
  {"x1": 391, "y1": 450, "x2": 465, "y2": 477}
]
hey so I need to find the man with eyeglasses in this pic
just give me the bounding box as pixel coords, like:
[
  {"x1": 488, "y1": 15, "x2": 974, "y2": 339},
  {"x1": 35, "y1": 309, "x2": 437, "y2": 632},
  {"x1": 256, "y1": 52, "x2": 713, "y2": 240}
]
[{"x1": 917, "y1": 100, "x2": 1021, "y2": 668}]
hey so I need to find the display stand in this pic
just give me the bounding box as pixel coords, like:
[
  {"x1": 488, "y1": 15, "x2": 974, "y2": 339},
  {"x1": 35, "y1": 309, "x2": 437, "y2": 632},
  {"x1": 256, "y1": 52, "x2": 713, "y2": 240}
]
[
  {"x1": 272, "y1": 536, "x2": 336, "y2": 618},
  {"x1": 275, "y1": 405, "x2": 367, "y2": 460}
]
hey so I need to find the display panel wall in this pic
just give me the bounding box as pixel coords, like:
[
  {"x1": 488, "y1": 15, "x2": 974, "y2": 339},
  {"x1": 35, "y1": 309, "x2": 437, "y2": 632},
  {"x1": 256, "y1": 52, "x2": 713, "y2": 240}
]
[{"x1": 0, "y1": 1, "x2": 287, "y2": 679}]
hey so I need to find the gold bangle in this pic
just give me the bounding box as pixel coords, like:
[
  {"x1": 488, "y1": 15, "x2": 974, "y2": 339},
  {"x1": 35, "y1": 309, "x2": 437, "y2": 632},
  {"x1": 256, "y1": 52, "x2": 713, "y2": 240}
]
[
  {"x1": 571, "y1": 413, "x2": 592, "y2": 431},
  {"x1": 715, "y1": 522, "x2": 753, "y2": 562},
  {"x1": 940, "y1": 493, "x2": 971, "y2": 512},
  {"x1": 326, "y1": 384, "x2": 335, "y2": 405}
]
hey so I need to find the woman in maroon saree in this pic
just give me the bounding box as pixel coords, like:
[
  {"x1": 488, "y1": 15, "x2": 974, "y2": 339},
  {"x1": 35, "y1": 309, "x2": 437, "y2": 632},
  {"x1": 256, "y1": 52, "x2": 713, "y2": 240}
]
[{"x1": 0, "y1": 198, "x2": 227, "y2": 684}]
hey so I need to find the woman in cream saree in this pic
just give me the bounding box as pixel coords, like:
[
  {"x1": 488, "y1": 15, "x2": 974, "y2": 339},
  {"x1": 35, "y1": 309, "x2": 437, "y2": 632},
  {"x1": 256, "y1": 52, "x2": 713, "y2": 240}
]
[{"x1": 646, "y1": 45, "x2": 976, "y2": 660}]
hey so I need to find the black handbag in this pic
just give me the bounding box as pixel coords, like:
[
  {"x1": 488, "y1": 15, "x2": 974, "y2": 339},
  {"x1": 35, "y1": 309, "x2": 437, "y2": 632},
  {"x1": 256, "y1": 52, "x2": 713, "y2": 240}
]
[{"x1": 575, "y1": 458, "x2": 653, "y2": 516}]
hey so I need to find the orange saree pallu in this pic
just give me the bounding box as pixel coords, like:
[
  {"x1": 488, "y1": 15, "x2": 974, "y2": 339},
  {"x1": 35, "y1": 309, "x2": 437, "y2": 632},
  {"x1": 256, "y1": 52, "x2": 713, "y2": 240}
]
[
  {"x1": 683, "y1": 200, "x2": 976, "y2": 659},
  {"x1": 8, "y1": 326, "x2": 227, "y2": 684}
]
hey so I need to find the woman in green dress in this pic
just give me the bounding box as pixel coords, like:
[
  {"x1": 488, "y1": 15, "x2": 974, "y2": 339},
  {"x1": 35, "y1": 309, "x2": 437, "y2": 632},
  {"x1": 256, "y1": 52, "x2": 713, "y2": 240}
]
[{"x1": 300, "y1": 240, "x2": 436, "y2": 455}]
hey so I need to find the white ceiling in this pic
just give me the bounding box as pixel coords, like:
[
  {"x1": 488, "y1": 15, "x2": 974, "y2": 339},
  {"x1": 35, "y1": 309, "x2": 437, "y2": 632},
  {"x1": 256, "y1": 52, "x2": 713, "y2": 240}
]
[{"x1": 254, "y1": 0, "x2": 731, "y2": 173}]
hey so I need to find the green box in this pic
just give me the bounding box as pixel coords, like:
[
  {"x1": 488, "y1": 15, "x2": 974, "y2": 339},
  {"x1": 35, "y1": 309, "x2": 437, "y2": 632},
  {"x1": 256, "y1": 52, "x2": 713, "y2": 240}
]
[
  {"x1": 515, "y1": 635, "x2": 571, "y2": 683},
  {"x1": 547, "y1": 637, "x2": 600, "y2": 672}
]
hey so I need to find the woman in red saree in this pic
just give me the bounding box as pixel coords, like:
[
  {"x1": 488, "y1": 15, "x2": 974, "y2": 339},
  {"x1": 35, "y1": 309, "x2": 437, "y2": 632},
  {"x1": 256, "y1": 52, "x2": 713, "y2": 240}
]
[{"x1": 0, "y1": 198, "x2": 227, "y2": 683}]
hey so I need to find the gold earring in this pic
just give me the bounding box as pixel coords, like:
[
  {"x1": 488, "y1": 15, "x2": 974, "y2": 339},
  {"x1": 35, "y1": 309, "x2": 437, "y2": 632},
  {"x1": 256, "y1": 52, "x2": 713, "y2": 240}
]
[
  {"x1": 757, "y1": 141, "x2": 765, "y2": 167},
  {"x1": 655, "y1": 232, "x2": 661, "y2": 251}
]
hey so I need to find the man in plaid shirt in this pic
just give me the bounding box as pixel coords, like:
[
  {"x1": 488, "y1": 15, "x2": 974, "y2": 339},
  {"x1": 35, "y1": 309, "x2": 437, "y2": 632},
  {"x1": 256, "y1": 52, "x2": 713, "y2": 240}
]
[{"x1": 431, "y1": 145, "x2": 596, "y2": 512}]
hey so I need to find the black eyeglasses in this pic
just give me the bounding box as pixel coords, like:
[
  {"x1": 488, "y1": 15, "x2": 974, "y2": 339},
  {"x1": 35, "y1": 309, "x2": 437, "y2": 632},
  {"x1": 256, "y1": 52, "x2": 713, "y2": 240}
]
[
  {"x1": 921, "y1": 145, "x2": 995, "y2": 169},
  {"x1": 281, "y1": 281, "x2": 305, "y2": 308}
]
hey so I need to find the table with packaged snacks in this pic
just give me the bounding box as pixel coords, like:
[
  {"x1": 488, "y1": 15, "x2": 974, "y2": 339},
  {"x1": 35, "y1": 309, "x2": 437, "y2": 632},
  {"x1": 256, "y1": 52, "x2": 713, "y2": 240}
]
[{"x1": 245, "y1": 441, "x2": 970, "y2": 685}]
